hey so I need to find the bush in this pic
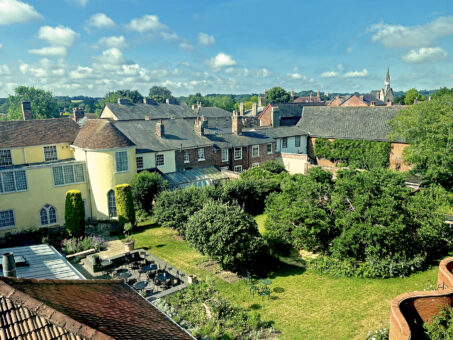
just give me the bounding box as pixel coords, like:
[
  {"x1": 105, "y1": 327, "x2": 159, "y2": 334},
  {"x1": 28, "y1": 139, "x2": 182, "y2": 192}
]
[
  {"x1": 153, "y1": 186, "x2": 216, "y2": 236},
  {"x1": 260, "y1": 160, "x2": 287, "y2": 174},
  {"x1": 365, "y1": 327, "x2": 389, "y2": 340},
  {"x1": 115, "y1": 184, "x2": 136, "y2": 227},
  {"x1": 61, "y1": 235, "x2": 105, "y2": 255},
  {"x1": 65, "y1": 190, "x2": 85, "y2": 237},
  {"x1": 185, "y1": 201, "x2": 270, "y2": 274},
  {"x1": 130, "y1": 171, "x2": 168, "y2": 213},
  {"x1": 423, "y1": 305, "x2": 453, "y2": 339}
]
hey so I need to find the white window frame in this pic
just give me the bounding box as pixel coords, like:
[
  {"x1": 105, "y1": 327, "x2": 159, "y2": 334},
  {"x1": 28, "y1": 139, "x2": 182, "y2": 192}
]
[
  {"x1": 252, "y1": 145, "x2": 260, "y2": 158},
  {"x1": 234, "y1": 165, "x2": 243, "y2": 173},
  {"x1": 0, "y1": 170, "x2": 28, "y2": 194},
  {"x1": 115, "y1": 151, "x2": 129, "y2": 173},
  {"x1": 43, "y1": 145, "x2": 58, "y2": 162},
  {"x1": 52, "y1": 164, "x2": 85, "y2": 186},
  {"x1": 184, "y1": 150, "x2": 190, "y2": 163},
  {"x1": 136, "y1": 156, "x2": 144, "y2": 170},
  {"x1": 221, "y1": 149, "x2": 228, "y2": 162},
  {"x1": 0, "y1": 149, "x2": 12, "y2": 166},
  {"x1": 295, "y1": 136, "x2": 301, "y2": 147},
  {"x1": 107, "y1": 190, "x2": 117, "y2": 218},
  {"x1": 0, "y1": 209, "x2": 15, "y2": 229},
  {"x1": 156, "y1": 154, "x2": 165, "y2": 167},
  {"x1": 252, "y1": 162, "x2": 259, "y2": 167},
  {"x1": 267, "y1": 143, "x2": 273, "y2": 154},
  {"x1": 234, "y1": 147, "x2": 242, "y2": 160},
  {"x1": 282, "y1": 137, "x2": 288, "y2": 149},
  {"x1": 40, "y1": 204, "x2": 57, "y2": 226},
  {"x1": 198, "y1": 148, "x2": 205, "y2": 161}
]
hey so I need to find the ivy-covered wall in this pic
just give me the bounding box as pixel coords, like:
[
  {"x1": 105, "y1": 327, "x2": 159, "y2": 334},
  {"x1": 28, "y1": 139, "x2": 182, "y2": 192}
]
[{"x1": 314, "y1": 138, "x2": 391, "y2": 170}]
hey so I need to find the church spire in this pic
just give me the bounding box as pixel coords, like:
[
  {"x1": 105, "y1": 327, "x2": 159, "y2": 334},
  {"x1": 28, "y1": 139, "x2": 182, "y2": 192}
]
[{"x1": 385, "y1": 67, "x2": 390, "y2": 84}]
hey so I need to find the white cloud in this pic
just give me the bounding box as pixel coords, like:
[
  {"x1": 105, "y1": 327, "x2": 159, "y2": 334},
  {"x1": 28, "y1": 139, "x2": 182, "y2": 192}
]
[
  {"x1": 369, "y1": 16, "x2": 453, "y2": 48},
  {"x1": 86, "y1": 13, "x2": 115, "y2": 29},
  {"x1": 94, "y1": 48, "x2": 129, "y2": 65},
  {"x1": 0, "y1": 43, "x2": 2, "y2": 49},
  {"x1": 38, "y1": 25, "x2": 79, "y2": 46},
  {"x1": 402, "y1": 47, "x2": 448, "y2": 63},
  {"x1": 179, "y1": 41, "x2": 194, "y2": 51},
  {"x1": 161, "y1": 32, "x2": 179, "y2": 41},
  {"x1": 321, "y1": 71, "x2": 339, "y2": 78},
  {"x1": 198, "y1": 32, "x2": 215, "y2": 46},
  {"x1": 0, "y1": 0, "x2": 42, "y2": 25},
  {"x1": 0, "y1": 65, "x2": 10, "y2": 75},
  {"x1": 66, "y1": 0, "x2": 88, "y2": 6},
  {"x1": 29, "y1": 46, "x2": 67, "y2": 57},
  {"x1": 343, "y1": 68, "x2": 369, "y2": 78},
  {"x1": 288, "y1": 72, "x2": 304, "y2": 80},
  {"x1": 127, "y1": 14, "x2": 166, "y2": 32},
  {"x1": 98, "y1": 35, "x2": 127, "y2": 49},
  {"x1": 69, "y1": 66, "x2": 93, "y2": 79},
  {"x1": 206, "y1": 53, "x2": 236, "y2": 69}
]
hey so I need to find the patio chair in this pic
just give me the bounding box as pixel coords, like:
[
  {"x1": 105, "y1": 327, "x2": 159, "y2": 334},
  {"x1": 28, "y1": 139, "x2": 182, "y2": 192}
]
[
  {"x1": 260, "y1": 287, "x2": 271, "y2": 300},
  {"x1": 250, "y1": 285, "x2": 259, "y2": 296}
]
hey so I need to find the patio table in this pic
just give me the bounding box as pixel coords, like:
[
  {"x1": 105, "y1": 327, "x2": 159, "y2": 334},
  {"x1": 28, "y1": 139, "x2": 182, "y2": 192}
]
[
  {"x1": 156, "y1": 272, "x2": 174, "y2": 282},
  {"x1": 142, "y1": 264, "x2": 158, "y2": 272},
  {"x1": 133, "y1": 281, "x2": 148, "y2": 291},
  {"x1": 115, "y1": 269, "x2": 132, "y2": 279}
]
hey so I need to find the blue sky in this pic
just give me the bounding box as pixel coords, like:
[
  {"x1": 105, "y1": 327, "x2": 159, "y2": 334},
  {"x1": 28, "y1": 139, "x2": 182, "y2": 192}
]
[{"x1": 1, "y1": 0, "x2": 453, "y2": 97}]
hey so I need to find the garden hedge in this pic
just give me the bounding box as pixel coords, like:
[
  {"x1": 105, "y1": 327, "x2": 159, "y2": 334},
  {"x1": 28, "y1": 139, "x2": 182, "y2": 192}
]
[
  {"x1": 115, "y1": 184, "x2": 136, "y2": 227},
  {"x1": 64, "y1": 190, "x2": 85, "y2": 237}
]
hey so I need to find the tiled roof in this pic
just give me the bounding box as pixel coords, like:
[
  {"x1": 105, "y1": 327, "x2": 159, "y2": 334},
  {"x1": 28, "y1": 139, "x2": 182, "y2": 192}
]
[
  {"x1": 197, "y1": 107, "x2": 233, "y2": 118},
  {"x1": 73, "y1": 119, "x2": 134, "y2": 150},
  {"x1": 113, "y1": 119, "x2": 213, "y2": 152},
  {"x1": 0, "y1": 277, "x2": 193, "y2": 340},
  {"x1": 297, "y1": 106, "x2": 404, "y2": 142},
  {"x1": 0, "y1": 119, "x2": 80, "y2": 148}
]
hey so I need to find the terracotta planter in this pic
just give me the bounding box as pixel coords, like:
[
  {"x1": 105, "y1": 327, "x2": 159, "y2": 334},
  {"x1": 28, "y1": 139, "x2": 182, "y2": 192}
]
[
  {"x1": 124, "y1": 239, "x2": 135, "y2": 252},
  {"x1": 188, "y1": 274, "x2": 197, "y2": 284}
]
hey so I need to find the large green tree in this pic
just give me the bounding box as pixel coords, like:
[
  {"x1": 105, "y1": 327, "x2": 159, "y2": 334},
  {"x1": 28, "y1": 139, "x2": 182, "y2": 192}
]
[
  {"x1": 130, "y1": 171, "x2": 168, "y2": 213},
  {"x1": 186, "y1": 92, "x2": 212, "y2": 107},
  {"x1": 7, "y1": 86, "x2": 59, "y2": 120},
  {"x1": 96, "y1": 89, "x2": 143, "y2": 115},
  {"x1": 212, "y1": 95, "x2": 235, "y2": 112},
  {"x1": 389, "y1": 94, "x2": 453, "y2": 187},
  {"x1": 404, "y1": 88, "x2": 425, "y2": 105},
  {"x1": 265, "y1": 86, "x2": 291, "y2": 104}
]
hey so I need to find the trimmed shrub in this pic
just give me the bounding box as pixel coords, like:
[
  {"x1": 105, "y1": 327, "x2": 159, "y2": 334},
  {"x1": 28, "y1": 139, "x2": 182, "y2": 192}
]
[
  {"x1": 130, "y1": 171, "x2": 168, "y2": 213},
  {"x1": 115, "y1": 184, "x2": 136, "y2": 227},
  {"x1": 153, "y1": 186, "x2": 216, "y2": 236},
  {"x1": 185, "y1": 201, "x2": 270, "y2": 274},
  {"x1": 260, "y1": 160, "x2": 287, "y2": 174},
  {"x1": 221, "y1": 178, "x2": 269, "y2": 215},
  {"x1": 65, "y1": 190, "x2": 85, "y2": 237}
]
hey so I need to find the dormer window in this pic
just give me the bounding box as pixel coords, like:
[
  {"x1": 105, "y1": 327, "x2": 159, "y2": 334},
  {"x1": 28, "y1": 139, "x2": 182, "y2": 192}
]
[
  {"x1": 43, "y1": 145, "x2": 57, "y2": 162},
  {"x1": 0, "y1": 149, "x2": 12, "y2": 166}
]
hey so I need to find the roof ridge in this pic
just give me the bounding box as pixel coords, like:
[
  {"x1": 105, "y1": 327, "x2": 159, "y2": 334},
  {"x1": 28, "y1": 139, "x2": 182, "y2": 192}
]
[{"x1": 0, "y1": 278, "x2": 112, "y2": 339}]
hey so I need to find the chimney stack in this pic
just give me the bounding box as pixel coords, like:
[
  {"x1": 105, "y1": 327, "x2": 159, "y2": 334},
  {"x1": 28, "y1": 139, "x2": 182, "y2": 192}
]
[
  {"x1": 317, "y1": 89, "x2": 320, "y2": 99},
  {"x1": 232, "y1": 111, "x2": 242, "y2": 135},
  {"x1": 370, "y1": 101, "x2": 376, "y2": 106},
  {"x1": 239, "y1": 102, "x2": 244, "y2": 115},
  {"x1": 309, "y1": 92, "x2": 313, "y2": 100},
  {"x1": 156, "y1": 119, "x2": 164, "y2": 137},
  {"x1": 2, "y1": 253, "x2": 16, "y2": 277},
  {"x1": 143, "y1": 98, "x2": 154, "y2": 105},
  {"x1": 386, "y1": 100, "x2": 393, "y2": 107},
  {"x1": 21, "y1": 102, "x2": 32, "y2": 120},
  {"x1": 194, "y1": 116, "x2": 208, "y2": 136},
  {"x1": 271, "y1": 106, "x2": 280, "y2": 127},
  {"x1": 290, "y1": 89, "x2": 294, "y2": 99},
  {"x1": 117, "y1": 98, "x2": 129, "y2": 105},
  {"x1": 251, "y1": 102, "x2": 257, "y2": 116},
  {"x1": 257, "y1": 95, "x2": 263, "y2": 107},
  {"x1": 414, "y1": 98, "x2": 418, "y2": 104},
  {"x1": 165, "y1": 98, "x2": 170, "y2": 104},
  {"x1": 145, "y1": 115, "x2": 151, "y2": 120},
  {"x1": 72, "y1": 107, "x2": 84, "y2": 121}
]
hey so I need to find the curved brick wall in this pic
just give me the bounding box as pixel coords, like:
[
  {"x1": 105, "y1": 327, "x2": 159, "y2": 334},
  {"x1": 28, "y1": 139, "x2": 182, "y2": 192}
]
[{"x1": 389, "y1": 257, "x2": 453, "y2": 340}]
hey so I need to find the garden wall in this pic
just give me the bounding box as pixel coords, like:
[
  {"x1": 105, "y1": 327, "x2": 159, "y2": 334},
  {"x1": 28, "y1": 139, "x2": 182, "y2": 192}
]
[{"x1": 389, "y1": 257, "x2": 453, "y2": 340}]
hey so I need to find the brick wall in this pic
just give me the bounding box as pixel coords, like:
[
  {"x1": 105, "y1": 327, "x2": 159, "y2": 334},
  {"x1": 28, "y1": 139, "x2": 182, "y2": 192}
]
[
  {"x1": 214, "y1": 142, "x2": 277, "y2": 172},
  {"x1": 259, "y1": 105, "x2": 272, "y2": 127},
  {"x1": 340, "y1": 95, "x2": 367, "y2": 107},
  {"x1": 175, "y1": 146, "x2": 215, "y2": 171}
]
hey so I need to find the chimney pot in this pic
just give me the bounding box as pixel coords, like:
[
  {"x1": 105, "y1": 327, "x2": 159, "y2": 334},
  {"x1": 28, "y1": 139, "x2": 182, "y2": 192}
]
[
  {"x1": 232, "y1": 114, "x2": 242, "y2": 135},
  {"x1": 145, "y1": 115, "x2": 151, "y2": 120},
  {"x1": 72, "y1": 107, "x2": 84, "y2": 122},
  {"x1": 2, "y1": 253, "x2": 16, "y2": 277},
  {"x1": 291, "y1": 89, "x2": 294, "y2": 99},
  {"x1": 251, "y1": 102, "x2": 257, "y2": 116},
  {"x1": 165, "y1": 98, "x2": 170, "y2": 104},
  {"x1": 156, "y1": 120, "x2": 164, "y2": 137},
  {"x1": 370, "y1": 101, "x2": 376, "y2": 106},
  {"x1": 117, "y1": 98, "x2": 129, "y2": 105},
  {"x1": 257, "y1": 95, "x2": 262, "y2": 107},
  {"x1": 239, "y1": 102, "x2": 244, "y2": 115},
  {"x1": 21, "y1": 102, "x2": 32, "y2": 120}
]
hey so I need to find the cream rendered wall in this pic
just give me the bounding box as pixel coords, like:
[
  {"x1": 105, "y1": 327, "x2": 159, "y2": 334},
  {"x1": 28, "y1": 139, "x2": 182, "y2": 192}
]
[
  {"x1": 99, "y1": 106, "x2": 117, "y2": 120},
  {"x1": 139, "y1": 152, "x2": 156, "y2": 170},
  {"x1": 10, "y1": 148, "x2": 25, "y2": 165},
  {"x1": 0, "y1": 164, "x2": 90, "y2": 235},
  {"x1": 81, "y1": 147, "x2": 136, "y2": 219},
  {"x1": 155, "y1": 150, "x2": 176, "y2": 173},
  {"x1": 275, "y1": 136, "x2": 308, "y2": 154},
  {"x1": 22, "y1": 143, "x2": 74, "y2": 164}
]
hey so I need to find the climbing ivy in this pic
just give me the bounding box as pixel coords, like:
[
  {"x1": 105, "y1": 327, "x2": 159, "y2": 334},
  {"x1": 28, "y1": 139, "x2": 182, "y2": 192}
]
[{"x1": 314, "y1": 138, "x2": 391, "y2": 170}]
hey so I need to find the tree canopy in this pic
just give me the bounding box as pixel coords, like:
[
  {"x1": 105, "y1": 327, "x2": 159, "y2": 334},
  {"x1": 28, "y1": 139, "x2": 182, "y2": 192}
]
[
  {"x1": 96, "y1": 89, "x2": 144, "y2": 115},
  {"x1": 389, "y1": 94, "x2": 453, "y2": 187},
  {"x1": 6, "y1": 86, "x2": 59, "y2": 120},
  {"x1": 404, "y1": 88, "x2": 425, "y2": 105},
  {"x1": 148, "y1": 86, "x2": 177, "y2": 103},
  {"x1": 265, "y1": 87, "x2": 291, "y2": 104},
  {"x1": 130, "y1": 171, "x2": 168, "y2": 213}
]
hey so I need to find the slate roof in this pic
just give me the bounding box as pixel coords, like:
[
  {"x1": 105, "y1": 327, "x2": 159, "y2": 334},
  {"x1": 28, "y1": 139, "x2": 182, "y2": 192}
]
[
  {"x1": 297, "y1": 106, "x2": 404, "y2": 142},
  {"x1": 360, "y1": 94, "x2": 386, "y2": 106},
  {"x1": 0, "y1": 277, "x2": 193, "y2": 340},
  {"x1": 73, "y1": 120, "x2": 134, "y2": 150},
  {"x1": 0, "y1": 119, "x2": 80, "y2": 148},
  {"x1": 113, "y1": 119, "x2": 213, "y2": 152},
  {"x1": 104, "y1": 103, "x2": 195, "y2": 120},
  {"x1": 0, "y1": 244, "x2": 84, "y2": 280},
  {"x1": 197, "y1": 107, "x2": 233, "y2": 118},
  {"x1": 205, "y1": 128, "x2": 274, "y2": 148}
]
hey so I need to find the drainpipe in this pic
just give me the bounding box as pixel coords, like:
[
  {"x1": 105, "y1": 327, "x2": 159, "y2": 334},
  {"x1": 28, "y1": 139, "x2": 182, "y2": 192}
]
[{"x1": 3, "y1": 253, "x2": 16, "y2": 277}]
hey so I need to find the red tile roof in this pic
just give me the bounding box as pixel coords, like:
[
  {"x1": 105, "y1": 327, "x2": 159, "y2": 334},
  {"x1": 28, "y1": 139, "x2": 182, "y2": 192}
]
[
  {"x1": 0, "y1": 119, "x2": 80, "y2": 148},
  {"x1": 0, "y1": 277, "x2": 192, "y2": 340}
]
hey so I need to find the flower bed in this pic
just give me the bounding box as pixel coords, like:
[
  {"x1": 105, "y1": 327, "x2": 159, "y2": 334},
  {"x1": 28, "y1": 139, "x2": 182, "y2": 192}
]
[{"x1": 61, "y1": 235, "x2": 105, "y2": 255}]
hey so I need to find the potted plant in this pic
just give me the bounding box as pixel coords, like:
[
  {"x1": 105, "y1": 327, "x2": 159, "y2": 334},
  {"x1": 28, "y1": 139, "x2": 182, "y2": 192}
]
[{"x1": 123, "y1": 222, "x2": 135, "y2": 252}]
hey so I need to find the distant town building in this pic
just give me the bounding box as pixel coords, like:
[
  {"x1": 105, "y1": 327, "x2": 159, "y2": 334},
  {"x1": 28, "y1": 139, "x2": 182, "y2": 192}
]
[{"x1": 371, "y1": 68, "x2": 394, "y2": 103}]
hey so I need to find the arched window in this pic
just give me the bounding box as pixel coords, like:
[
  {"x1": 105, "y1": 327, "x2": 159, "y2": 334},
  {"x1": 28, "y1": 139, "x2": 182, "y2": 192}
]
[
  {"x1": 40, "y1": 204, "x2": 56, "y2": 226},
  {"x1": 107, "y1": 190, "x2": 117, "y2": 218}
]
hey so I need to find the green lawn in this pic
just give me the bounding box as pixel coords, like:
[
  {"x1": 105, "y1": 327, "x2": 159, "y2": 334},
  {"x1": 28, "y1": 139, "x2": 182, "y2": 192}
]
[{"x1": 133, "y1": 219, "x2": 438, "y2": 340}]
